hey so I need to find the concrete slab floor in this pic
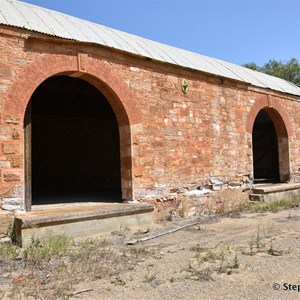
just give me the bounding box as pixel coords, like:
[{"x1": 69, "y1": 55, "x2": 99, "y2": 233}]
[
  {"x1": 250, "y1": 182, "x2": 300, "y2": 203},
  {"x1": 252, "y1": 182, "x2": 300, "y2": 194}
]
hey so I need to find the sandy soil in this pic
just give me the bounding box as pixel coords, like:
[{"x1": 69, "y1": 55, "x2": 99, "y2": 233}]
[
  {"x1": 71, "y1": 208, "x2": 300, "y2": 300},
  {"x1": 2, "y1": 207, "x2": 300, "y2": 299}
]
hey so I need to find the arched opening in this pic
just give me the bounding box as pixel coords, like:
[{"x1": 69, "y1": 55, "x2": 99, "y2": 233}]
[
  {"x1": 25, "y1": 75, "x2": 122, "y2": 206},
  {"x1": 252, "y1": 109, "x2": 282, "y2": 183}
]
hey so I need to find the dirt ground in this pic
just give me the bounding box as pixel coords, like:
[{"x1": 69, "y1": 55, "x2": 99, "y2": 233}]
[{"x1": 2, "y1": 207, "x2": 300, "y2": 299}]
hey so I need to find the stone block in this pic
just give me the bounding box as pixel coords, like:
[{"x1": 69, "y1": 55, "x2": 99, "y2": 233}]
[
  {"x1": 12, "y1": 184, "x2": 23, "y2": 198},
  {"x1": 2, "y1": 197, "x2": 23, "y2": 211},
  {"x1": 3, "y1": 170, "x2": 21, "y2": 182},
  {"x1": 0, "y1": 160, "x2": 10, "y2": 168},
  {"x1": 10, "y1": 155, "x2": 22, "y2": 168},
  {"x1": 0, "y1": 128, "x2": 12, "y2": 140},
  {"x1": 2, "y1": 143, "x2": 19, "y2": 154},
  {"x1": 4, "y1": 115, "x2": 20, "y2": 125}
]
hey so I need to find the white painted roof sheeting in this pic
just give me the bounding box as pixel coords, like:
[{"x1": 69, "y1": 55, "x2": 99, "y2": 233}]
[{"x1": 1, "y1": 0, "x2": 300, "y2": 97}]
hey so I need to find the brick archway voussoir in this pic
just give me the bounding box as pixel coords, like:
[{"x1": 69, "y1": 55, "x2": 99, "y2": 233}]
[
  {"x1": 3, "y1": 53, "x2": 141, "y2": 128},
  {"x1": 246, "y1": 95, "x2": 292, "y2": 137}
]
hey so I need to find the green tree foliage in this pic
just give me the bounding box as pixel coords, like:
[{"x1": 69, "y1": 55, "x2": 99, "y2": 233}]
[
  {"x1": 242, "y1": 62, "x2": 260, "y2": 71},
  {"x1": 243, "y1": 58, "x2": 300, "y2": 86}
]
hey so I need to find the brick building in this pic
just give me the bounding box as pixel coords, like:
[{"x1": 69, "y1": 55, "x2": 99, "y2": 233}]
[{"x1": 0, "y1": 0, "x2": 300, "y2": 215}]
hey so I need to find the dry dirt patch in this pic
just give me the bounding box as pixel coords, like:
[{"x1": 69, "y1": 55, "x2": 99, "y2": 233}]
[{"x1": 1, "y1": 208, "x2": 300, "y2": 299}]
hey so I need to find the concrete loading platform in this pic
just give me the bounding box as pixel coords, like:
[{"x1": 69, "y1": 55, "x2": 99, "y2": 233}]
[
  {"x1": 249, "y1": 182, "x2": 300, "y2": 202},
  {"x1": 14, "y1": 203, "x2": 154, "y2": 247}
]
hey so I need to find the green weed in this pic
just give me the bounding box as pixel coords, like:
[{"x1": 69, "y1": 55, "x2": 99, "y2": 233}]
[
  {"x1": 0, "y1": 243, "x2": 20, "y2": 260},
  {"x1": 178, "y1": 205, "x2": 186, "y2": 218},
  {"x1": 250, "y1": 198, "x2": 300, "y2": 213},
  {"x1": 23, "y1": 235, "x2": 72, "y2": 264}
]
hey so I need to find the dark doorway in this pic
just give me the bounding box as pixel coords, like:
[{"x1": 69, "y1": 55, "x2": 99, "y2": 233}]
[
  {"x1": 252, "y1": 109, "x2": 280, "y2": 183},
  {"x1": 25, "y1": 76, "x2": 122, "y2": 205}
]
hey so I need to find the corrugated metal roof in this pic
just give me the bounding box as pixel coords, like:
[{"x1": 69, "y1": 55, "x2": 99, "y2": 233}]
[{"x1": 1, "y1": 0, "x2": 300, "y2": 97}]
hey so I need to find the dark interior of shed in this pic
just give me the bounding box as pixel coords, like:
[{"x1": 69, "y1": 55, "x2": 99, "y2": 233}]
[
  {"x1": 27, "y1": 76, "x2": 122, "y2": 205},
  {"x1": 252, "y1": 109, "x2": 280, "y2": 183}
]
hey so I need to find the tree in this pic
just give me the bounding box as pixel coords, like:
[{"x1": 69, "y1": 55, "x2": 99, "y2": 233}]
[
  {"x1": 242, "y1": 62, "x2": 261, "y2": 71},
  {"x1": 243, "y1": 58, "x2": 300, "y2": 86}
]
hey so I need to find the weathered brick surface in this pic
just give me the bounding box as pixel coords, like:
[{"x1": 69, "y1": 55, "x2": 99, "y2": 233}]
[
  {"x1": 0, "y1": 25, "x2": 300, "y2": 212},
  {"x1": 9, "y1": 155, "x2": 22, "y2": 168},
  {"x1": 2, "y1": 143, "x2": 20, "y2": 154},
  {"x1": 3, "y1": 170, "x2": 21, "y2": 182}
]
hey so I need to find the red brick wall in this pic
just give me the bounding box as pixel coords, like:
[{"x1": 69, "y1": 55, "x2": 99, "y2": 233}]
[{"x1": 0, "y1": 25, "x2": 300, "y2": 211}]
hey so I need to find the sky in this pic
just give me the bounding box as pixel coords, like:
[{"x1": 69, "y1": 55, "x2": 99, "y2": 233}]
[{"x1": 20, "y1": 0, "x2": 300, "y2": 67}]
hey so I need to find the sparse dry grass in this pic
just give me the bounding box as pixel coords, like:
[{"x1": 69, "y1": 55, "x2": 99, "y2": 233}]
[
  {"x1": 188, "y1": 241, "x2": 240, "y2": 280},
  {"x1": 1, "y1": 197, "x2": 300, "y2": 299},
  {"x1": 0, "y1": 235, "x2": 151, "y2": 299}
]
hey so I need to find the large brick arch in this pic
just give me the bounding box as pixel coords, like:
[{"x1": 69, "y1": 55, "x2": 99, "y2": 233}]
[
  {"x1": 4, "y1": 53, "x2": 141, "y2": 127},
  {"x1": 3, "y1": 53, "x2": 140, "y2": 201},
  {"x1": 246, "y1": 95, "x2": 291, "y2": 182},
  {"x1": 246, "y1": 95, "x2": 291, "y2": 137}
]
